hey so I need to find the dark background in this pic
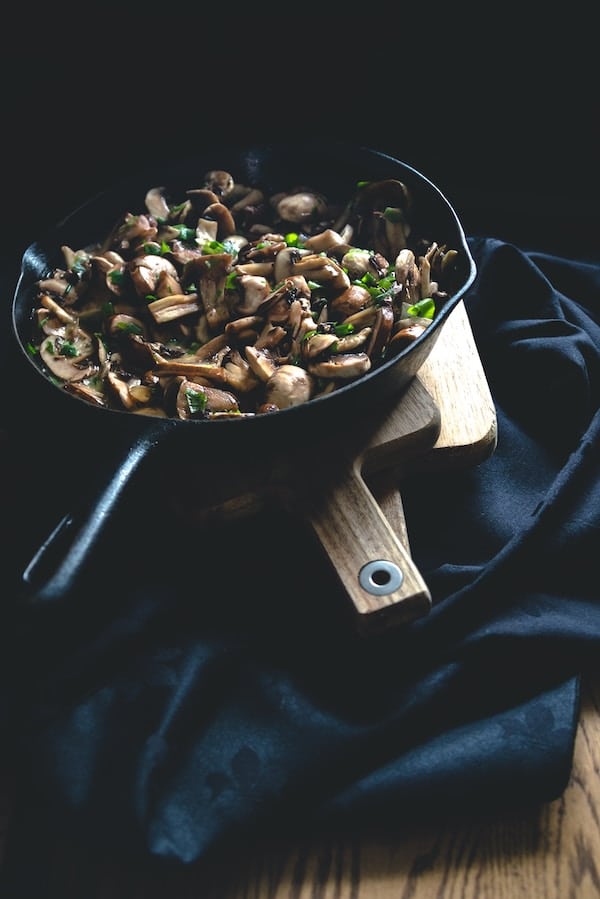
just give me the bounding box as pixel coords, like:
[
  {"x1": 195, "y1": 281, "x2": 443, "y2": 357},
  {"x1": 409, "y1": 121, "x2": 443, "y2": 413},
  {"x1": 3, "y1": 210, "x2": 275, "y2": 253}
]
[{"x1": 2, "y1": 23, "x2": 597, "y2": 271}]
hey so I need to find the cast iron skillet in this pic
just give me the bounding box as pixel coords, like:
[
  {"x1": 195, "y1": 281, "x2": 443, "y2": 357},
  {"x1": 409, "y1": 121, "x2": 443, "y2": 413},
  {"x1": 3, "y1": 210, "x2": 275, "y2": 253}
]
[{"x1": 12, "y1": 142, "x2": 476, "y2": 626}]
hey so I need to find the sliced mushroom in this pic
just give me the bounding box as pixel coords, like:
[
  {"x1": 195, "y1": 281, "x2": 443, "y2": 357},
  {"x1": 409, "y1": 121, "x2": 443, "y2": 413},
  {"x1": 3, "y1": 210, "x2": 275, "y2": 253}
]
[
  {"x1": 341, "y1": 247, "x2": 389, "y2": 281},
  {"x1": 222, "y1": 349, "x2": 261, "y2": 394},
  {"x1": 302, "y1": 229, "x2": 348, "y2": 253},
  {"x1": 39, "y1": 328, "x2": 96, "y2": 381},
  {"x1": 276, "y1": 191, "x2": 328, "y2": 225},
  {"x1": 128, "y1": 254, "x2": 180, "y2": 298},
  {"x1": 379, "y1": 207, "x2": 411, "y2": 260},
  {"x1": 254, "y1": 322, "x2": 287, "y2": 350},
  {"x1": 244, "y1": 344, "x2": 278, "y2": 382},
  {"x1": 174, "y1": 378, "x2": 239, "y2": 419},
  {"x1": 233, "y1": 261, "x2": 274, "y2": 278},
  {"x1": 395, "y1": 248, "x2": 420, "y2": 305},
  {"x1": 192, "y1": 333, "x2": 230, "y2": 362},
  {"x1": 202, "y1": 202, "x2": 236, "y2": 239},
  {"x1": 88, "y1": 254, "x2": 128, "y2": 297},
  {"x1": 334, "y1": 327, "x2": 373, "y2": 354},
  {"x1": 37, "y1": 275, "x2": 83, "y2": 305},
  {"x1": 145, "y1": 186, "x2": 171, "y2": 221},
  {"x1": 151, "y1": 357, "x2": 230, "y2": 383},
  {"x1": 340, "y1": 247, "x2": 372, "y2": 280},
  {"x1": 272, "y1": 245, "x2": 309, "y2": 283},
  {"x1": 388, "y1": 319, "x2": 429, "y2": 351},
  {"x1": 224, "y1": 315, "x2": 262, "y2": 343},
  {"x1": 111, "y1": 213, "x2": 158, "y2": 252},
  {"x1": 329, "y1": 284, "x2": 372, "y2": 320},
  {"x1": 229, "y1": 187, "x2": 265, "y2": 213},
  {"x1": 418, "y1": 253, "x2": 432, "y2": 299},
  {"x1": 342, "y1": 305, "x2": 380, "y2": 329},
  {"x1": 37, "y1": 294, "x2": 78, "y2": 330},
  {"x1": 308, "y1": 353, "x2": 371, "y2": 380},
  {"x1": 240, "y1": 234, "x2": 287, "y2": 263},
  {"x1": 301, "y1": 331, "x2": 339, "y2": 360},
  {"x1": 195, "y1": 218, "x2": 219, "y2": 247},
  {"x1": 117, "y1": 333, "x2": 165, "y2": 370},
  {"x1": 353, "y1": 179, "x2": 412, "y2": 258},
  {"x1": 107, "y1": 313, "x2": 147, "y2": 339},
  {"x1": 64, "y1": 381, "x2": 107, "y2": 406},
  {"x1": 128, "y1": 382, "x2": 158, "y2": 405},
  {"x1": 203, "y1": 170, "x2": 235, "y2": 199},
  {"x1": 106, "y1": 371, "x2": 139, "y2": 410},
  {"x1": 182, "y1": 252, "x2": 233, "y2": 332},
  {"x1": 168, "y1": 240, "x2": 209, "y2": 267},
  {"x1": 147, "y1": 293, "x2": 201, "y2": 324},
  {"x1": 229, "y1": 273, "x2": 271, "y2": 316},
  {"x1": 289, "y1": 254, "x2": 350, "y2": 293},
  {"x1": 365, "y1": 304, "x2": 394, "y2": 362},
  {"x1": 186, "y1": 188, "x2": 221, "y2": 212},
  {"x1": 60, "y1": 245, "x2": 91, "y2": 272},
  {"x1": 262, "y1": 364, "x2": 315, "y2": 409}
]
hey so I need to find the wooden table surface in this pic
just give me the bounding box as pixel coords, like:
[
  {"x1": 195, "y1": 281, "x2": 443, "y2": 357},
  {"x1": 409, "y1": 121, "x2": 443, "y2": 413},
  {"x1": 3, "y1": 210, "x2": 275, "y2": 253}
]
[
  {"x1": 1, "y1": 668, "x2": 598, "y2": 896},
  {"x1": 2, "y1": 304, "x2": 599, "y2": 896}
]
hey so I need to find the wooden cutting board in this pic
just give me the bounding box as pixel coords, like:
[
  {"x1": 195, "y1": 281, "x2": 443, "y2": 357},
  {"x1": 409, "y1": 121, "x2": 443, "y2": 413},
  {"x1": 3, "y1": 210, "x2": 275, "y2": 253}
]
[
  {"x1": 173, "y1": 301, "x2": 496, "y2": 633},
  {"x1": 361, "y1": 300, "x2": 496, "y2": 630},
  {"x1": 297, "y1": 300, "x2": 497, "y2": 633}
]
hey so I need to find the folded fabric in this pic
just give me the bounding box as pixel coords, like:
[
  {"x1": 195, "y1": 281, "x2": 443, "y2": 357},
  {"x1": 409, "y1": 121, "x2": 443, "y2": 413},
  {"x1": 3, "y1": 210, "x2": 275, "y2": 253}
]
[{"x1": 1, "y1": 237, "x2": 599, "y2": 874}]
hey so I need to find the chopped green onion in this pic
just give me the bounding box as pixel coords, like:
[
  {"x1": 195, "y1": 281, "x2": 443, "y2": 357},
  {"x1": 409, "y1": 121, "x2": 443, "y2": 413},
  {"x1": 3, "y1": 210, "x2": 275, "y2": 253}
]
[
  {"x1": 202, "y1": 239, "x2": 225, "y2": 255},
  {"x1": 58, "y1": 340, "x2": 78, "y2": 357},
  {"x1": 383, "y1": 206, "x2": 405, "y2": 223},
  {"x1": 173, "y1": 224, "x2": 196, "y2": 242},
  {"x1": 185, "y1": 388, "x2": 207, "y2": 415},
  {"x1": 116, "y1": 321, "x2": 143, "y2": 335},
  {"x1": 407, "y1": 298, "x2": 435, "y2": 319}
]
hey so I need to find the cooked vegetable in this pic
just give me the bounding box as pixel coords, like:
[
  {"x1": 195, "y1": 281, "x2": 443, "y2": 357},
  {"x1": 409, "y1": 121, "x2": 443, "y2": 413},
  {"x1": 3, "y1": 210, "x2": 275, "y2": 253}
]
[{"x1": 28, "y1": 172, "x2": 463, "y2": 419}]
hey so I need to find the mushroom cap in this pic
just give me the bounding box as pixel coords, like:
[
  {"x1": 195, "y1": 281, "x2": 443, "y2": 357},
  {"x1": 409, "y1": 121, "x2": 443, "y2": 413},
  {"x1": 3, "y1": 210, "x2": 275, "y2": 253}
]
[
  {"x1": 128, "y1": 254, "x2": 180, "y2": 298},
  {"x1": 276, "y1": 191, "x2": 328, "y2": 225},
  {"x1": 203, "y1": 170, "x2": 235, "y2": 199},
  {"x1": 174, "y1": 379, "x2": 239, "y2": 419},
  {"x1": 263, "y1": 364, "x2": 315, "y2": 409},
  {"x1": 329, "y1": 284, "x2": 372, "y2": 321},
  {"x1": 308, "y1": 353, "x2": 371, "y2": 380},
  {"x1": 39, "y1": 328, "x2": 95, "y2": 380},
  {"x1": 145, "y1": 186, "x2": 171, "y2": 220}
]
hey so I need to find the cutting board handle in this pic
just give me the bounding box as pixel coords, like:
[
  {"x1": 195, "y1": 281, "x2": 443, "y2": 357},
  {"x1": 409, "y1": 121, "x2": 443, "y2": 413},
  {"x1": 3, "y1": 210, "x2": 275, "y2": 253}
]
[{"x1": 305, "y1": 461, "x2": 431, "y2": 632}]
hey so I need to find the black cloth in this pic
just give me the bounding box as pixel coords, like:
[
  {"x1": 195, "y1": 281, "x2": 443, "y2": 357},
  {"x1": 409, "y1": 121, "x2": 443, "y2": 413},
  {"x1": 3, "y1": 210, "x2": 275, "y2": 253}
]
[{"x1": 1, "y1": 237, "x2": 599, "y2": 880}]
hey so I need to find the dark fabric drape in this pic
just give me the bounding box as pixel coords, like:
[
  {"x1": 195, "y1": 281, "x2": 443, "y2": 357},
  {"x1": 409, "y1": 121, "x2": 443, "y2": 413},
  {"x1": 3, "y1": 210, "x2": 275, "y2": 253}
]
[{"x1": 1, "y1": 237, "x2": 599, "y2": 878}]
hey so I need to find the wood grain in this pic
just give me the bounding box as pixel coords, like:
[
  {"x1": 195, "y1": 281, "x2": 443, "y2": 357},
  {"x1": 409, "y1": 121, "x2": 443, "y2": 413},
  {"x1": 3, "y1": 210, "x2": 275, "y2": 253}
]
[
  {"x1": 417, "y1": 300, "x2": 498, "y2": 468},
  {"x1": 301, "y1": 376, "x2": 440, "y2": 628},
  {"x1": 302, "y1": 300, "x2": 497, "y2": 631}
]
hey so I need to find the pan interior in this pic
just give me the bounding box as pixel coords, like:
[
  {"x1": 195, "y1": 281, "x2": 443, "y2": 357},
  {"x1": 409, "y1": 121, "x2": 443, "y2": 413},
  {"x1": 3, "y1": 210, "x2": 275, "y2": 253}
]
[{"x1": 13, "y1": 142, "x2": 476, "y2": 430}]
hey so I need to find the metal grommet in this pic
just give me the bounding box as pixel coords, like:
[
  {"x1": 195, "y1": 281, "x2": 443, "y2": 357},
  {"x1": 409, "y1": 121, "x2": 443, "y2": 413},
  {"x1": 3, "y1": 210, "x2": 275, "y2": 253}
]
[{"x1": 359, "y1": 559, "x2": 404, "y2": 596}]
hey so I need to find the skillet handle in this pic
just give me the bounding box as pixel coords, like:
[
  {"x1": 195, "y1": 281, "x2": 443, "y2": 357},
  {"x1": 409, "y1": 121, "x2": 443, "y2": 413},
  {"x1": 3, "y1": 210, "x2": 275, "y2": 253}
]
[
  {"x1": 21, "y1": 422, "x2": 169, "y2": 604},
  {"x1": 305, "y1": 463, "x2": 431, "y2": 633}
]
